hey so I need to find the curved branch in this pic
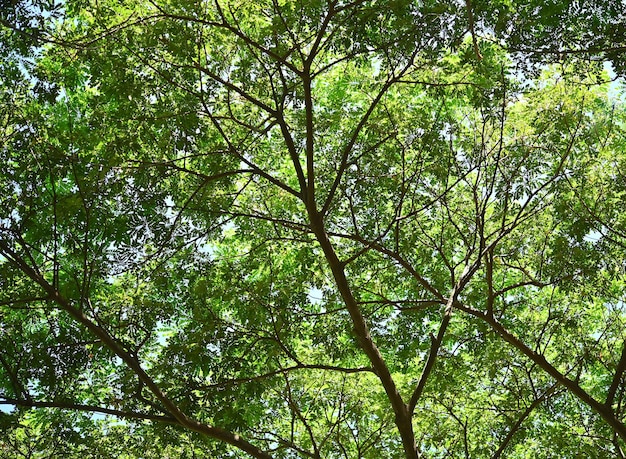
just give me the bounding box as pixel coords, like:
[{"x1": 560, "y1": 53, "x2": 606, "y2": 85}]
[
  {"x1": 607, "y1": 341, "x2": 626, "y2": 408},
  {"x1": 1, "y1": 397, "x2": 178, "y2": 425},
  {"x1": 0, "y1": 241, "x2": 273, "y2": 459},
  {"x1": 456, "y1": 301, "x2": 626, "y2": 443},
  {"x1": 199, "y1": 364, "x2": 374, "y2": 391},
  {"x1": 305, "y1": 208, "x2": 422, "y2": 459}
]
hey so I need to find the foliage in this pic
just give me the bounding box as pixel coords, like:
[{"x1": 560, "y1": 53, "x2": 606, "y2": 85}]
[{"x1": 1, "y1": 1, "x2": 626, "y2": 458}]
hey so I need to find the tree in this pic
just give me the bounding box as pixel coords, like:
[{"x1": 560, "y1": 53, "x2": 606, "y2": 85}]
[{"x1": 1, "y1": 0, "x2": 626, "y2": 457}]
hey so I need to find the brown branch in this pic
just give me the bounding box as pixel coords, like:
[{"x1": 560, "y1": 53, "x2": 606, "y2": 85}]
[
  {"x1": 302, "y1": 70, "x2": 316, "y2": 206},
  {"x1": 199, "y1": 364, "x2": 374, "y2": 391},
  {"x1": 409, "y1": 259, "x2": 484, "y2": 413},
  {"x1": 1, "y1": 397, "x2": 177, "y2": 425},
  {"x1": 0, "y1": 296, "x2": 50, "y2": 307},
  {"x1": 281, "y1": 371, "x2": 321, "y2": 459},
  {"x1": 331, "y1": 231, "x2": 444, "y2": 302},
  {"x1": 465, "y1": 0, "x2": 482, "y2": 60},
  {"x1": 0, "y1": 354, "x2": 30, "y2": 402},
  {"x1": 606, "y1": 341, "x2": 626, "y2": 408},
  {"x1": 147, "y1": 2, "x2": 301, "y2": 74},
  {"x1": 456, "y1": 301, "x2": 626, "y2": 442},
  {"x1": 194, "y1": 63, "x2": 278, "y2": 116},
  {"x1": 408, "y1": 301, "x2": 452, "y2": 413},
  {"x1": 199, "y1": 112, "x2": 301, "y2": 198},
  {"x1": 305, "y1": 208, "x2": 422, "y2": 459},
  {"x1": 0, "y1": 241, "x2": 273, "y2": 459}
]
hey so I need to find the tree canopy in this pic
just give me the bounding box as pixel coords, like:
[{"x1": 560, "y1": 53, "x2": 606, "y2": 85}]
[{"x1": 1, "y1": 1, "x2": 626, "y2": 457}]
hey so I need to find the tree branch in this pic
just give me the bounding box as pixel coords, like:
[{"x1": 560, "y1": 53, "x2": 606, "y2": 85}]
[
  {"x1": 1, "y1": 397, "x2": 178, "y2": 425},
  {"x1": 457, "y1": 301, "x2": 626, "y2": 442},
  {"x1": 0, "y1": 241, "x2": 273, "y2": 459},
  {"x1": 606, "y1": 340, "x2": 626, "y2": 408}
]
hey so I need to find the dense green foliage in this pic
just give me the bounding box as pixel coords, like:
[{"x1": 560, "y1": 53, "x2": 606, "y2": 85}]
[{"x1": 1, "y1": 1, "x2": 626, "y2": 457}]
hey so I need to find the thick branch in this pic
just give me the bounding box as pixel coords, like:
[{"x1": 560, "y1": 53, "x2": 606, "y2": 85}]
[
  {"x1": 306, "y1": 209, "x2": 420, "y2": 459},
  {"x1": 465, "y1": 0, "x2": 482, "y2": 60},
  {"x1": 408, "y1": 298, "x2": 453, "y2": 413},
  {"x1": 0, "y1": 241, "x2": 273, "y2": 459},
  {"x1": 606, "y1": 340, "x2": 626, "y2": 408},
  {"x1": 458, "y1": 301, "x2": 626, "y2": 442},
  {"x1": 302, "y1": 70, "x2": 316, "y2": 205}
]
